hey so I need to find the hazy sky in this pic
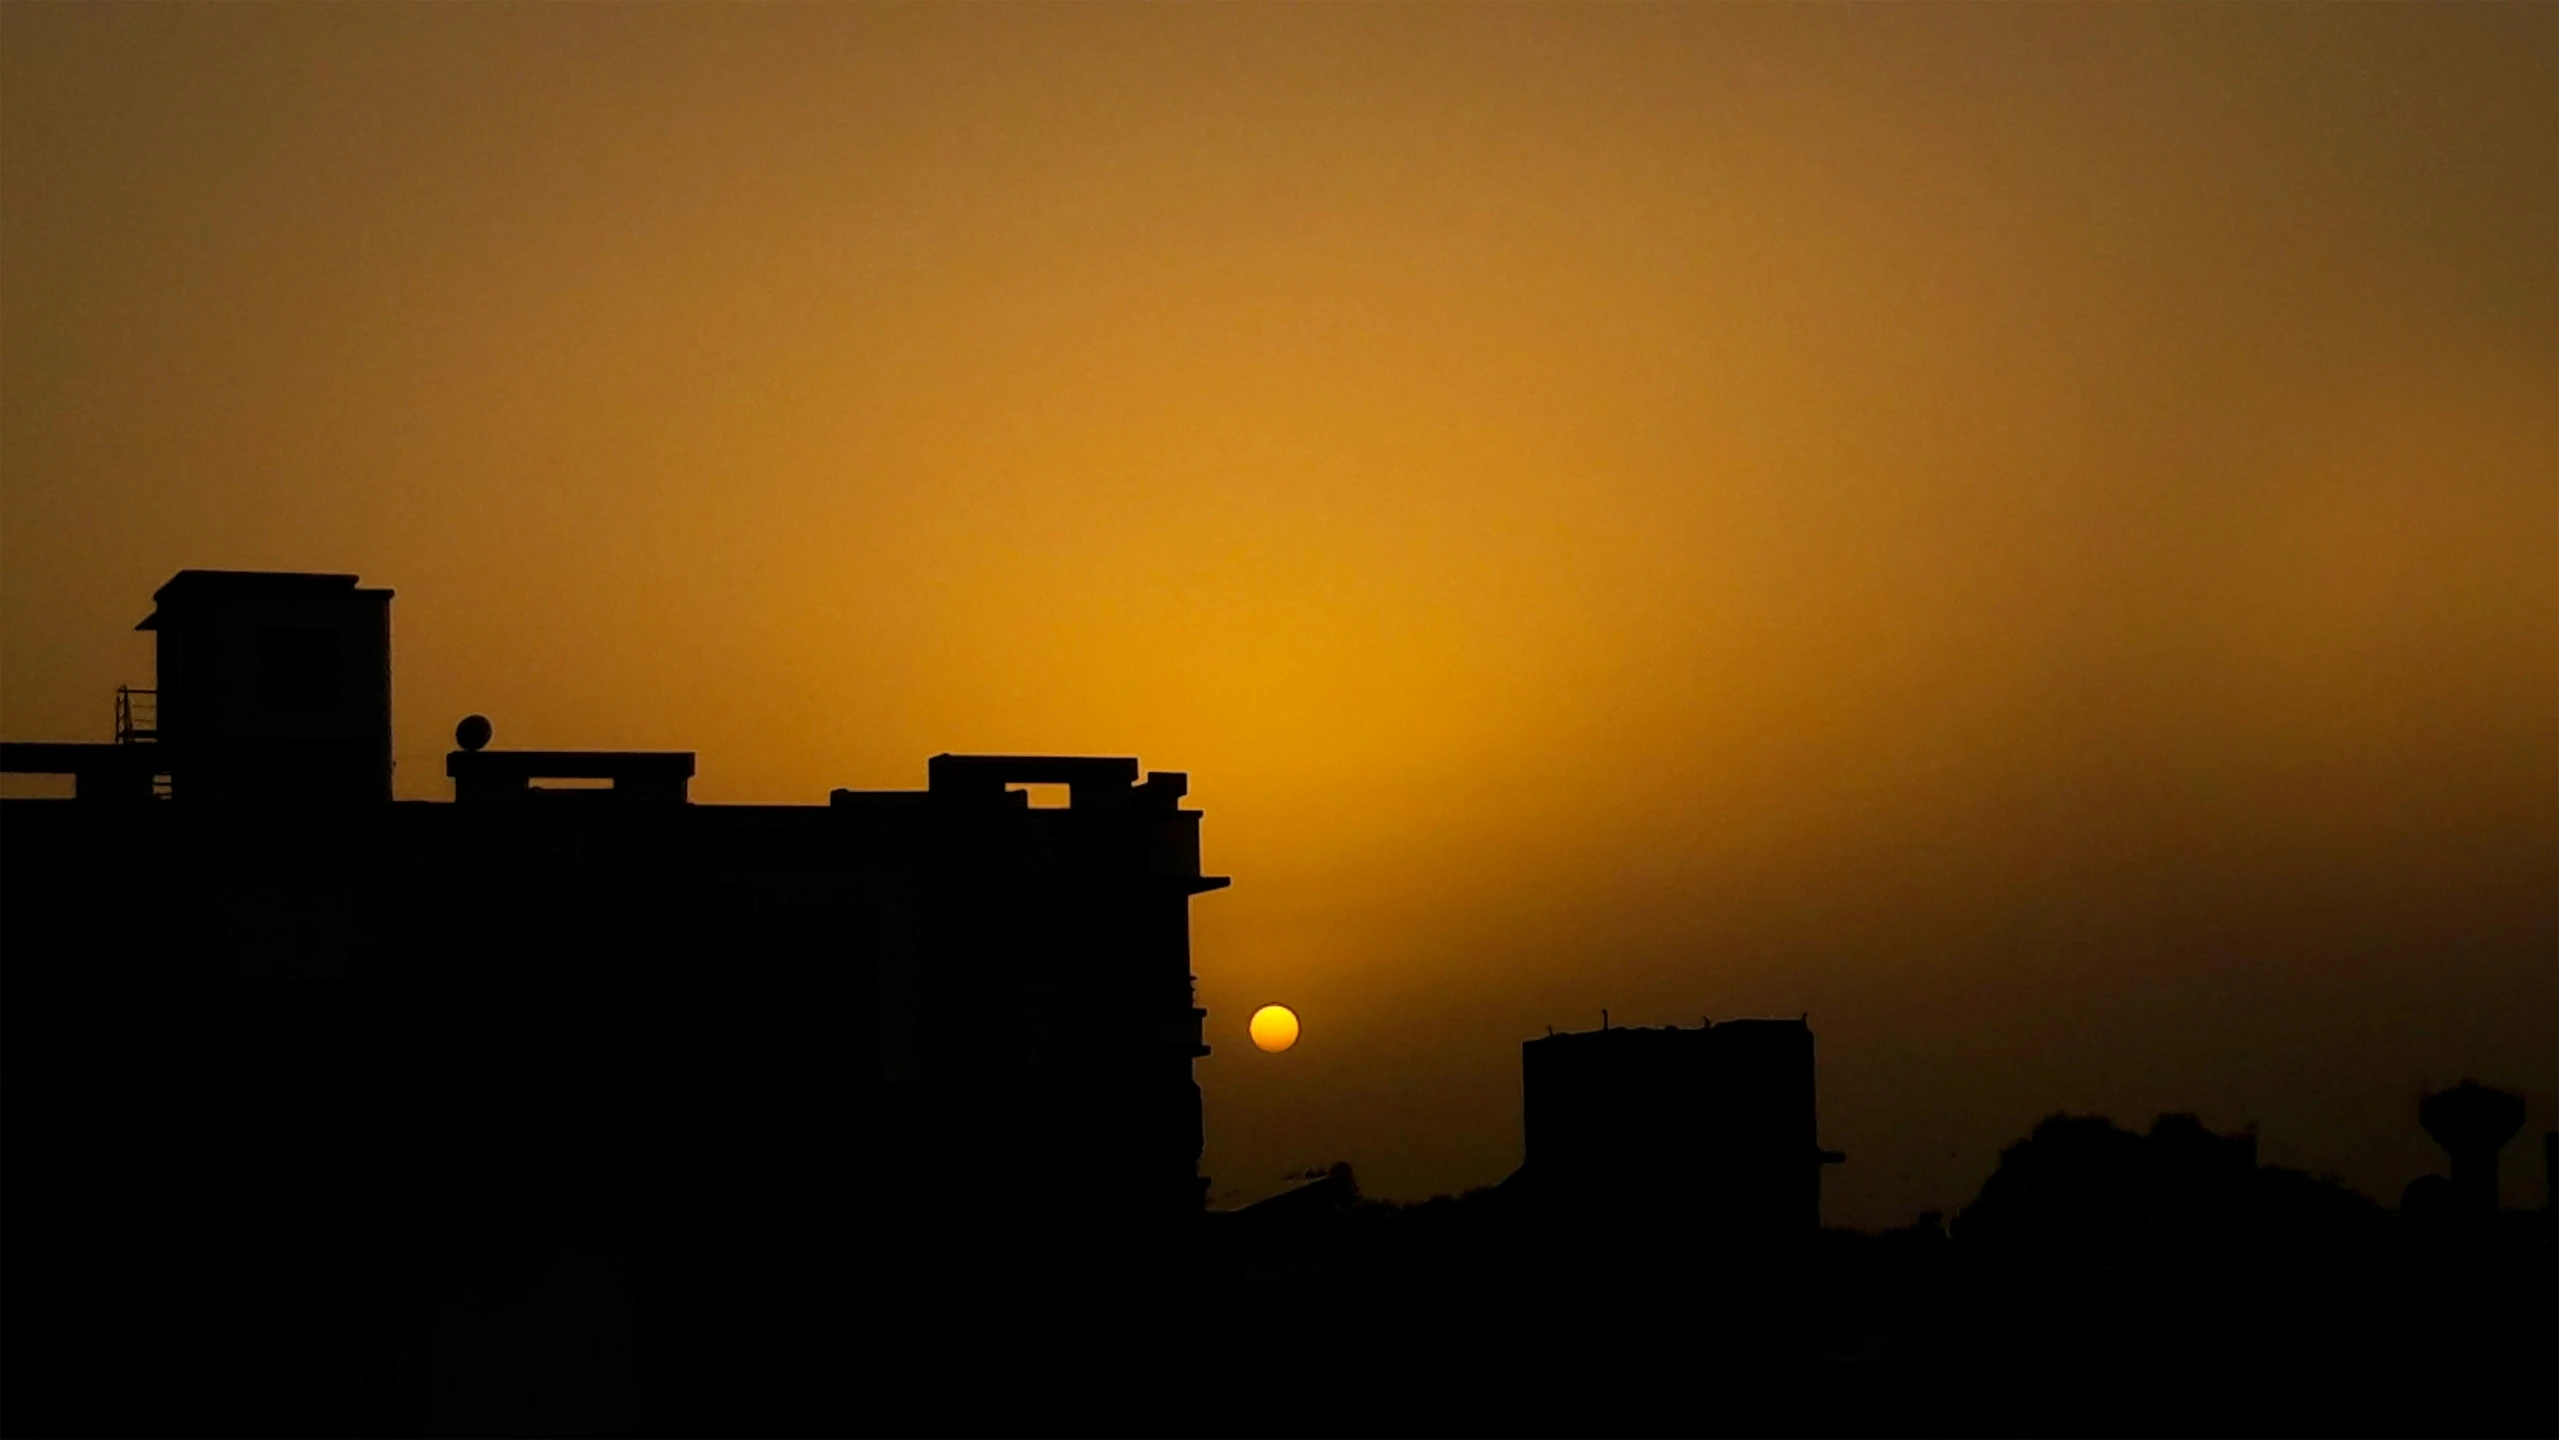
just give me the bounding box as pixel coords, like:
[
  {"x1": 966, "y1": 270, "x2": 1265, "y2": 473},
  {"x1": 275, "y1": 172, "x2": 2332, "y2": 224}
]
[{"x1": 4, "y1": 4, "x2": 2551, "y2": 1224}]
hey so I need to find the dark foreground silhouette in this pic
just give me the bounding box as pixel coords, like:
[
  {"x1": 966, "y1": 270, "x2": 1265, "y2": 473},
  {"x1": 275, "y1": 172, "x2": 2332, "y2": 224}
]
[
  {"x1": 4, "y1": 571, "x2": 1227, "y2": 1437},
  {"x1": 3, "y1": 571, "x2": 2551, "y2": 1437},
  {"x1": 1201, "y1": 1102, "x2": 2553, "y2": 1440}
]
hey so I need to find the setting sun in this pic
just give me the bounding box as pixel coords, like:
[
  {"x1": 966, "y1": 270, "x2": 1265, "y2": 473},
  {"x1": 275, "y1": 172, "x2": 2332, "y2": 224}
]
[{"x1": 1248, "y1": 1005, "x2": 1300, "y2": 1054}]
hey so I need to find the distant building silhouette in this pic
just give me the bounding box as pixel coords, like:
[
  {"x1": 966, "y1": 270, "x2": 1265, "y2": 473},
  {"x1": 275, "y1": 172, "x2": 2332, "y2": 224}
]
[
  {"x1": 0, "y1": 569, "x2": 1228, "y2": 1435},
  {"x1": 1516, "y1": 1017, "x2": 1843, "y2": 1244},
  {"x1": 2418, "y1": 1080, "x2": 2526, "y2": 1237}
]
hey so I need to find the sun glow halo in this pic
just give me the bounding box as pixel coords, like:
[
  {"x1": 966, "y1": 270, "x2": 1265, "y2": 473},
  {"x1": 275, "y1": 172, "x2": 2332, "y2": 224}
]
[{"x1": 1248, "y1": 1004, "x2": 1300, "y2": 1054}]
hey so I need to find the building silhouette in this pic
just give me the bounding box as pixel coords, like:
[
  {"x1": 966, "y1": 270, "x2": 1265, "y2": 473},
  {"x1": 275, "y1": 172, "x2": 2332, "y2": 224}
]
[
  {"x1": 0, "y1": 569, "x2": 1229, "y2": 1435},
  {"x1": 1516, "y1": 1017, "x2": 1844, "y2": 1245}
]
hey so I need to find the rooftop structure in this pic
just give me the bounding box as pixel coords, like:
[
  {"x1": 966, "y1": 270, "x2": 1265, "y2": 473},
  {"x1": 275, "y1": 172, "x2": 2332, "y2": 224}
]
[
  {"x1": 1520, "y1": 1016, "x2": 1843, "y2": 1246},
  {"x1": 0, "y1": 569, "x2": 1228, "y2": 1435}
]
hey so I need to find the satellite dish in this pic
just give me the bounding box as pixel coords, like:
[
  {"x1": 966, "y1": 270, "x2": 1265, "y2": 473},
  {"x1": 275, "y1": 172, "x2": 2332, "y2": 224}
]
[{"x1": 455, "y1": 714, "x2": 493, "y2": 752}]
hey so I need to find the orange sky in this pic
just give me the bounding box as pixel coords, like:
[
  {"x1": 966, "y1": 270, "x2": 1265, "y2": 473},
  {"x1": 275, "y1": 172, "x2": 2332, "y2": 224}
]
[{"x1": 4, "y1": 5, "x2": 2552, "y2": 1224}]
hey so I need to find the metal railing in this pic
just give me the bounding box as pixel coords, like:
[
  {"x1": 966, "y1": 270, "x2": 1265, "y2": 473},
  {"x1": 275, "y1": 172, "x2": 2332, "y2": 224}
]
[
  {"x1": 114, "y1": 687, "x2": 157, "y2": 744},
  {"x1": 114, "y1": 687, "x2": 170, "y2": 795}
]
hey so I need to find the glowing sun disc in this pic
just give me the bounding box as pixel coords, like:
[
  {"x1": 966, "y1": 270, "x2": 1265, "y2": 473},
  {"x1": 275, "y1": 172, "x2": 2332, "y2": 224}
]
[{"x1": 1249, "y1": 1004, "x2": 1300, "y2": 1053}]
